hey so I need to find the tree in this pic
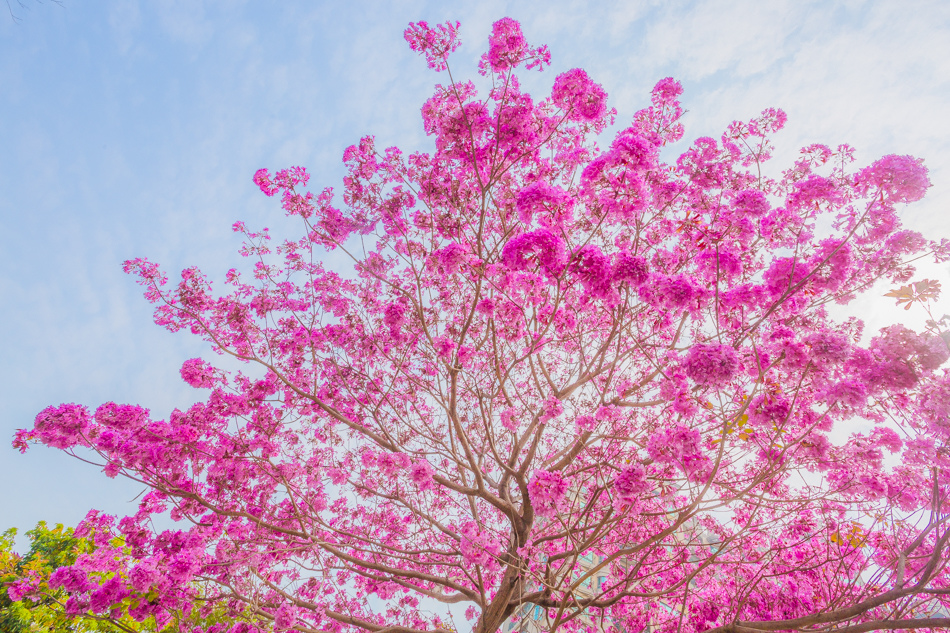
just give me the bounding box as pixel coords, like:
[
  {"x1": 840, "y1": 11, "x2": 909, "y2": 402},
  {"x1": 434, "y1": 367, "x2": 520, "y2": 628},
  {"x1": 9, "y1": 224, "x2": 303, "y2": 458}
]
[
  {"x1": 12, "y1": 16, "x2": 950, "y2": 633},
  {"x1": 5, "y1": 0, "x2": 63, "y2": 24},
  {"x1": 1, "y1": 521, "x2": 254, "y2": 632}
]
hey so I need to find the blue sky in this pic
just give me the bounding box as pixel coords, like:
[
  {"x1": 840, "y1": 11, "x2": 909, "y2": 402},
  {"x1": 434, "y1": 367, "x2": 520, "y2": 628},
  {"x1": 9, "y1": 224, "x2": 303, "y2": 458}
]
[{"x1": 2, "y1": 0, "x2": 949, "y2": 551}]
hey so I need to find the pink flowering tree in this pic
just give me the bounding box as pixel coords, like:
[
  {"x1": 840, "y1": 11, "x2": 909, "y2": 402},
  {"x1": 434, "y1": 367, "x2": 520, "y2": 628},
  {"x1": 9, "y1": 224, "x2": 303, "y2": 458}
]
[{"x1": 13, "y1": 17, "x2": 950, "y2": 633}]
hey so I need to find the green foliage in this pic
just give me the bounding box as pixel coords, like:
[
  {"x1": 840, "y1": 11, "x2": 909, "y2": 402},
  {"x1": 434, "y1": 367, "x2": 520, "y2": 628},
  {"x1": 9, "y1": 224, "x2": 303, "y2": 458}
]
[{"x1": 0, "y1": 521, "x2": 253, "y2": 633}]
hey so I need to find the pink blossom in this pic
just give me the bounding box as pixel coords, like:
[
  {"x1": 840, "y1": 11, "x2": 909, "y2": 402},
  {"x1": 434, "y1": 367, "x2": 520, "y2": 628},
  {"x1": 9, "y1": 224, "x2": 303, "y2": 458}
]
[
  {"x1": 865, "y1": 359, "x2": 917, "y2": 392},
  {"x1": 89, "y1": 574, "x2": 129, "y2": 613},
  {"x1": 868, "y1": 325, "x2": 949, "y2": 375},
  {"x1": 459, "y1": 521, "x2": 501, "y2": 566},
  {"x1": 885, "y1": 229, "x2": 927, "y2": 255},
  {"x1": 696, "y1": 248, "x2": 742, "y2": 279},
  {"x1": 274, "y1": 604, "x2": 298, "y2": 630},
  {"x1": 918, "y1": 334, "x2": 950, "y2": 371},
  {"x1": 870, "y1": 426, "x2": 903, "y2": 453},
  {"x1": 64, "y1": 595, "x2": 90, "y2": 616},
  {"x1": 32, "y1": 403, "x2": 91, "y2": 449},
  {"x1": 733, "y1": 189, "x2": 770, "y2": 216},
  {"x1": 404, "y1": 21, "x2": 462, "y2": 72},
  {"x1": 678, "y1": 137, "x2": 724, "y2": 187},
  {"x1": 475, "y1": 297, "x2": 494, "y2": 315},
  {"x1": 484, "y1": 18, "x2": 527, "y2": 73},
  {"x1": 540, "y1": 397, "x2": 564, "y2": 424},
  {"x1": 763, "y1": 257, "x2": 808, "y2": 296},
  {"x1": 515, "y1": 181, "x2": 572, "y2": 228},
  {"x1": 855, "y1": 154, "x2": 930, "y2": 203},
  {"x1": 128, "y1": 562, "x2": 160, "y2": 592},
  {"x1": 748, "y1": 393, "x2": 791, "y2": 427},
  {"x1": 528, "y1": 470, "x2": 568, "y2": 518},
  {"x1": 575, "y1": 415, "x2": 596, "y2": 432},
  {"x1": 383, "y1": 300, "x2": 408, "y2": 335},
  {"x1": 580, "y1": 153, "x2": 612, "y2": 188},
  {"x1": 804, "y1": 332, "x2": 851, "y2": 365},
  {"x1": 180, "y1": 358, "x2": 214, "y2": 388},
  {"x1": 571, "y1": 245, "x2": 613, "y2": 299},
  {"x1": 377, "y1": 451, "x2": 411, "y2": 476},
  {"x1": 433, "y1": 242, "x2": 468, "y2": 274},
  {"x1": 787, "y1": 175, "x2": 842, "y2": 210},
  {"x1": 551, "y1": 68, "x2": 608, "y2": 122},
  {"x1": 612, "y1": 252, "x2": 649, "y2": 287},
  {"x1": 614, "y1": 464, "x2": 651, "y2": 501},
  {"x1": 252, "y1": 168, "x2": 278, "y2": 196},
  {"x1": 410, "y1": 459, "x2": 435, "y2": 490},
  {"x1": 94, "y1": 402, "x2": 148, "y2": 430},
  {"x1": 433, "y1": 336, "x2": 457, "y2": 362},
  {"x1": 611, "y1": 130, "x2": 658, "y2": 171},
  {"x1": 7, "y1": 575, "x2": 39, "y2": 602},
  {"x1": 641, "y1": 274, "x2": 703, "y2": 311},
  {"x1": 651, "y1": 77, "x2": 683, "y2": 106},
  {"x1": 49, "y1": 566, "x2": 91, "y2": 592},
  {"x1": 647, "y1": 425, "x2": 710, "y2": 480},
  {"x1": 682, "y1": 343, "x2": 739, "y2": 387},
  {"x1": 501, "y1": 229, "x2": 567, "y2": 276}
]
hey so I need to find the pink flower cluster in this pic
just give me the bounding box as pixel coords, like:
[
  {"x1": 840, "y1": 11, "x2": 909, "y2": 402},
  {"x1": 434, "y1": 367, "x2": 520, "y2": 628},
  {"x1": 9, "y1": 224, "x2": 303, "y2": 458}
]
[
  {"x1": 610, "y1": 130, "x2": 659, "y2": 172},
  {"x1": 252, "y1": 166, "x2": 309, "y2": 198},
  {"x1": 639, "y1": 274, "x2": 704, "y2": 311},
  {"x1": 429, "y1": 242, "x2": 468, "y2": 274},
  {"x1": 647, "y1": 425, "x2": 710, "y2": 480},
  {"x1": 49, "y1": 566, "x2": 92, "y2": 592},
  {"x1": 459, "y1": 521, "x2": 501, "y2": 566},
  {"x1": 403, "y1": 21, "x2": 462, "y2": 72},
  {"x1": 612, "y1": 252, "x2": 649, "y2": 286},
  {"x1": 733, "y1": 189, "x2": 770, "y2": 216},
  {"x1": 551, "y1": 68, "x2": 608, "y2": 123},
  {"x1": 501, "y1": 229, "x2": 567, "y2": 276},
  {"x1": 805, "y1": 332, "x2": 851, "y2": 365},
  {"x1": 31, "y1": 403, "x2": 91, "y2": 449},
  {"x1": 614, "y1": 464, "x2": 651, "y2": 502},
  {"x1": 528, "y1": 470, "x2": 568, "y2": 518},
  {"x1": 180, "y1": 357, "x2": 214, "y2": 389},
  {"x1": 383, "y1": 300, "x2": 408, "y2": 336},
  {"x1": 484, "y1": 17, "x2": 528, "y2": 73},
  {"x1": 515, "y1": 181, "x2": 573, "y2": 228},
  {"x1": 822, "y1": 379, "x2": 867, "y2": 409},
  {"x1": 571, "y1": 245, "x2": 614, "y2": 299},
  {"x1": 695, "y1": 248, "x2": 743, "y2": 279},
  {"x1": 855, "y1": 154, "x2": 930, "y2": 203},
  {"x1": 859, "y1": 325, "x2": 950, "y2": 393},
  {"x1": 787, "y1": 175, "x2": 842, "y2": 210},
  {"x1": 409, "y1": 459, "x2": 434, "y2": 490},
  {"x1": 682, "y1": 343, "x2": 739, "y2": 387}
]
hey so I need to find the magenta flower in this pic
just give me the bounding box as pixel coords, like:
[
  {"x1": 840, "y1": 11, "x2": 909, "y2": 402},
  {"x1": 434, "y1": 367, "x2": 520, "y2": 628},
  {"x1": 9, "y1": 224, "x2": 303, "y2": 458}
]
[
  {"x1": 855, "y1": 154, "x2": 930, "y2": 203},
  {"x1": 502, "y1": 229, "x2": 567, "y2": 276},
  {"x1": 49, "y1": 566, "x2": 91, "y2": 593},
  {"x1": 683, "y1": 343, "x2": 739, "y2": 387},
  {"x1": 552, "y1": 68, "x2": 608, "y2": 122},
  {"x1": 614, "y1": 464, "x2": 651, "y2": 502},
  {"x1": 733, "y1": 189, "x2": 770, "y2": 216},
  {"x1": 612, "y1": 252, "x2": 649, "y2": 287},
  {"x1": 404, "y1": 21, "x2": 462, "y2": 72},
  {"x1": 180, "y1": 357, "x2": 214, "y2": 388},
  {"x1": 528, "y1": 470, "x2": 568, "y2": 518},
  {"x1": 485, "y1": 18, "x2": 528, "y2": 73}
]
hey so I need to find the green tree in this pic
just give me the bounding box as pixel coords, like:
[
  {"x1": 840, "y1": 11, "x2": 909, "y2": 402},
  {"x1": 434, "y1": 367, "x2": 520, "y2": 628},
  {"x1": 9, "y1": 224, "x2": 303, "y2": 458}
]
[{"x1": 1, "y1": 521, "x2": 254, "y2": 633}]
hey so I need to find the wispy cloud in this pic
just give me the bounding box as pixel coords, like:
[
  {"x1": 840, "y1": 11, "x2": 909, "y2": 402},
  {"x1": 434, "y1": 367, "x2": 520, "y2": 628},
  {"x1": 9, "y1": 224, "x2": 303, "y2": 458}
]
[{"x1": 1, "y1": 0, "x2": 948, "y2": 552}]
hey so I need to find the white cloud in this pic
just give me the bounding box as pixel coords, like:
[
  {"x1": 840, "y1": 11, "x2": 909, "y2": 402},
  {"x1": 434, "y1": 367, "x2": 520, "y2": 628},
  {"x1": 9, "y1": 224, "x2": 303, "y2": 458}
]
[
  {"x1": 2, "y1": 0, "x2": 949, "y2": 554},
  {"x1": 108, "y1": 0, "x2": 141, "y2": 55}
]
